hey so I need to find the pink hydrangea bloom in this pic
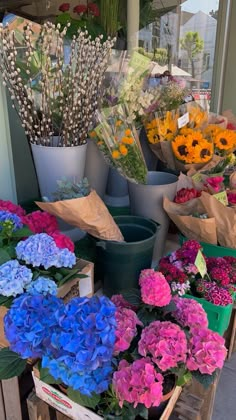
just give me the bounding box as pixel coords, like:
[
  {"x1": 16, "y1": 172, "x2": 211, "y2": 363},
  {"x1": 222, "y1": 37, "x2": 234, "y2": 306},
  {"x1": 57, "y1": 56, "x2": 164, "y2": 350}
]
[
  {"x1": 0, "y1": 200, "x2": 26, "y2": 217},
  {"x1": 113, "y1": 358, "x2": 163, "y2": 409},
  {"x1": 50, "y1": 231, "x2": 75, "y2": 252},
  {"x1": 172, "y1": 296, "x2": 208, "y2": 329},
  {"x1": 111, "y1": 294, "x2": 136, "y2": 310},
  {"x1": 187, "y1": 327, "x2": 227, "y2": 374},
  {"x1": 114, "y1": 307, "x2": 142, "y2": 355},
  {"x1": 139, "y1": 269, "x2": 171, "y2": 307},
  {"x1": 138, "y1": 321, "x2": 187, "y2": 371},
  {"x1": 21, "y1": 211, "x2": 58, "y2": 234}
]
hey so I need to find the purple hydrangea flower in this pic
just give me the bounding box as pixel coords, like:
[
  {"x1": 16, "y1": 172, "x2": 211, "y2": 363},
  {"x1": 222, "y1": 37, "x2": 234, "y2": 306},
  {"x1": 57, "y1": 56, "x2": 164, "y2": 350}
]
[
  {"x1": 16, "y1": 233, "x2": 76, "y2": 269},
  {"x1": 0, "y1": 210, "x2": 23, "y2": 231},
  {"x1": 0, "y1": 260, "x2": 32, "y2": 297}
]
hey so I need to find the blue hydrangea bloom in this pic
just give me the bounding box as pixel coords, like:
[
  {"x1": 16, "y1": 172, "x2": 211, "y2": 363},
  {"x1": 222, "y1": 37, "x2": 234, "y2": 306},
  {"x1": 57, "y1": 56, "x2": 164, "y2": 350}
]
[
  {"x1": 26, "y1": 277, "x2": 57, "y2": 296},
  {"x1": 0, "y1": 210, "x2": 23, "y2": 231},
  {"x1": 4, "y1": 293, "x2": 64, "y2": 358},
  {"x1": 0, "y1": 260, "x2": 33, "y2": 297},
  {"x1": 16, "y1": 233, "x2": 76, "y2": 269},
  {"x1": 42, "y1": 296, "x2": 116, "y2": 395}
]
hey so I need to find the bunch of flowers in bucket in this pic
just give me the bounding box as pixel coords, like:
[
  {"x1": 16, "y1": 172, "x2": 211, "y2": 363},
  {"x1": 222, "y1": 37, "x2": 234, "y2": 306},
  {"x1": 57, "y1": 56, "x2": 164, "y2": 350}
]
[
  {"x1": 95, "y1": 104, "x2": 148, "y2": 184},
  {"x1": 158, "y1": 240, "x2": 235, "y2": 307},
  {"x1": 1, "y1": 268, "x2": 227, "y2": 419}
]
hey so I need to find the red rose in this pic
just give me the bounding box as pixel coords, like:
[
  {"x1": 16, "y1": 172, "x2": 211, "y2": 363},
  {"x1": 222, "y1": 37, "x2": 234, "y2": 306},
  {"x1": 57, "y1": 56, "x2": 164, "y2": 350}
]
[
  {"x1": 59, "y1": 3, "x2": 70, "y2": 12},
  {"x1": 73, "y1": 4, "x2": 88, "y2": 14},
  {"x1": 88, "y1": 2, "x2": 100, "y2": 16},
  {"x1": 174, "y1": 188, "x2": 201, "y2": 204}
]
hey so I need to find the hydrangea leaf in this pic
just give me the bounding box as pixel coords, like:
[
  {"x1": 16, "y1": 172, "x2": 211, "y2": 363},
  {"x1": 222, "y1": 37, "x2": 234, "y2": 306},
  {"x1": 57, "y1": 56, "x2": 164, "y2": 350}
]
[
  {"x1": 12, "y1": 226, "x2": 33, "y2": 238},
  {"x1": 0, "y1": 348, "x2": 26, "y2": 380},
  {"x1": 67, "y1": 387, "x2": 100, "y2": 409},
  {"x1": 120, "y1": 289, "x2": 142, "y2": 306},
  {"x1": 0, "y1": 249, "x2": 11, "y2": 265},
  {"x1": 192, "y1": 369, "x2": 218, "y2": 389},
  {"x1": 0, "y1": 295, "x2": 13, "y2": 308},
  {"x1": 39, "y1": 366, "x2": 61, "y2": 385}
]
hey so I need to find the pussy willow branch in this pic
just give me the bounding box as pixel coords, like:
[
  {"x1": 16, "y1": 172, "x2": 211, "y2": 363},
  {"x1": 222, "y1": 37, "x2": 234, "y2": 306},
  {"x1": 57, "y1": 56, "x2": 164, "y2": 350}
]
[{"x1": 0, "y1": 22, "x2": 115, "y2": 147}]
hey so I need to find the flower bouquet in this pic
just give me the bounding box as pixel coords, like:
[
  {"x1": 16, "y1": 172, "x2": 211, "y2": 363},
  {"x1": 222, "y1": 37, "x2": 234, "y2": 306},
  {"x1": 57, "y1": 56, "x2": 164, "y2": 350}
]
[
  {"x1": 36, "y1": 178, "x2": 124, "y2": 241},
  {"x1": 95, "y1": 105, "x2": 148, "y2": 184},
  {"x1": 0, "y1": 267, "x2": 227, "y2": 419}
]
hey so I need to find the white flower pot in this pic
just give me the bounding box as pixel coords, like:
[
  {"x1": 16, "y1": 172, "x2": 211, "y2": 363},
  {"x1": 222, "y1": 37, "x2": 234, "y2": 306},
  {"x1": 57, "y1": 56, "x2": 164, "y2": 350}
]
[
  {"x1": 128, "y1": 171, "x2": 178, "y2": 265},
  {"x1": 84, "y1": 139, "x2": 109, "y2": 199},
  {"x1": 31, "y1": 142, "x2": 87, "y2": 200}
]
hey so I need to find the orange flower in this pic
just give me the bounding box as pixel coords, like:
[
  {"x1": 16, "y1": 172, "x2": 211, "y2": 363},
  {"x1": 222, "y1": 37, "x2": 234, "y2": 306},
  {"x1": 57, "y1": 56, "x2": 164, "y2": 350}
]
[
  {"x1": 122, "y1": 136, "x2": 134, "y2": 145},
  {"x1": 119, "y1": 144, "x2": 128, "y2": 156},
  {"x1": 112, "y1": 150, "x2": 120, "y2": 159},
  {"x1": 97, "y1": 141, "x2": 103, "y2": 146},
  {"x1": 125, "y1": 129, "x2": 132, "y2": 136},
  {"x1": 115, "y1": 120, "x2": 122, "y2": 127},
  {"x1": 89, "y1": 131, "x2": 97, "y2": 138}
]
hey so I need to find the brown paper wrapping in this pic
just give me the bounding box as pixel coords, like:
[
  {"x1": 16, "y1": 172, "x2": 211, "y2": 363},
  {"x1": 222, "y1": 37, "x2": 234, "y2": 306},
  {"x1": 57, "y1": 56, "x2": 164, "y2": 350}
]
[
  {"x1": 163, "y1": 197, "x2": 217, "y2": 244},
  {"x1": 199, "y1": 191, "x2": 236, "y2": 248},
  {"x1": 36, "y1": 190, "x2": 124, "y2": 242},
  {"x1": 187, "y1": 154, "x2": 224, "y2": 177},
  {"x1": 208, "y1": 112, "x2": 228, "y2": 129}
]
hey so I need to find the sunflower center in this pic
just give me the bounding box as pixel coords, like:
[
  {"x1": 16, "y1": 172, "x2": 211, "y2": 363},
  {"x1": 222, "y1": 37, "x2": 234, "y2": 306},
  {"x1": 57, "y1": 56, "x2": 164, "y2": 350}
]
[
  {"x1": 220, "y1": 137, "x2": 227, "y2": 145},
  {"x1": 192, "y1": 140, "x2": 198, "y2": 146},
  {"x1": 178, "y1": 145, "x2": 188, "y2": 156},
  {"x1": 200, "y1": 149, "x2": 211, "y2": 158}
]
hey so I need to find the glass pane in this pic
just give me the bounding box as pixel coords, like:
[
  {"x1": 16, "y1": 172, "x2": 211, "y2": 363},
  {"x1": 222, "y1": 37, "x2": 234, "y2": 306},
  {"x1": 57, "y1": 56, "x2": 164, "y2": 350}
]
[{"x1": 137, "y1": 0, "x2": 220, "y2": 110}]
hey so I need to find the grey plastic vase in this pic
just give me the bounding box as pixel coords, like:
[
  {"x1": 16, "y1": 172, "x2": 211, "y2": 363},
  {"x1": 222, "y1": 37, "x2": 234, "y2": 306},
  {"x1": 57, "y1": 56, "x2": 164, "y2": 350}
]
[
  {"x1": 128, "y1": 171, "x2": 178, "y2": 264},
  {"x1": 84, "y1": 139, "x2": 109, "y2": 199}
]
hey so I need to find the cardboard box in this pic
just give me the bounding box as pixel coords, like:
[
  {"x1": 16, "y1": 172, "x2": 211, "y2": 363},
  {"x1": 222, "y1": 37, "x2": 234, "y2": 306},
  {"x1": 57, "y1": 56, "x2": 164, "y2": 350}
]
[
  {"x1": 33, "y1": 370, "x2": 102, "y2": 420},
  {"x1": 0, "y1": 259, "x2": 94, "y2": 348}
]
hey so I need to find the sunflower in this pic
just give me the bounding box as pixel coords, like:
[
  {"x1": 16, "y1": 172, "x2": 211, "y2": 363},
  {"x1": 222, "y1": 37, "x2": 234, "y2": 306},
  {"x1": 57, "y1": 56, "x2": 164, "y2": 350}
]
[
  {"x1": 179, "y1": 127, "x2": 195, "y2": 136},
  {"x1": 188, "y1": 105, "x2": 208, "y2": 129},
  {"x1": 189, "y1": 140, "x2": 213, "y2": 163},
  {"x1": 112, "y1": 150, "x2": 121, "y2": 159},
  {"x1": 186, "y1": 131, "x2": 206, "y2": 148},
  {"x1": 157, "y1": 111, "x2": 178, "y2": 141},
  {"x1": 204, "y1": 124, "x2": 223, "y2": 139},
  {"x1": 145, "y1": 119, "x2": 158, "y2": 131},
  {"x1": 147, "y1": 128, "x2": 160, "y2": 144},
  {"x1": 172, "y1": 135, "x2": 189, "y2": 161},
  {"x1": 214, "y1": 130, "x2": 236, "y2": 152}
]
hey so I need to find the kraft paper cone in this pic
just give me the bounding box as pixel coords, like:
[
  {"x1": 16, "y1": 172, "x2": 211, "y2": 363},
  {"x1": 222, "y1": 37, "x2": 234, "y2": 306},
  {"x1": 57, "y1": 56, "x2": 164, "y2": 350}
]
[
  {"x1": 187, "y1": 155, "x2": 224, "y2": 177},
  {"x1": 199, "y1": 191, "x2": 236, "y2": 248},
  {"x1": 36, "y1": 190, "x2": 124, "y2": 242},
  {"x1": 163, "y1": 197, "x2": 217, "y2": 245}
]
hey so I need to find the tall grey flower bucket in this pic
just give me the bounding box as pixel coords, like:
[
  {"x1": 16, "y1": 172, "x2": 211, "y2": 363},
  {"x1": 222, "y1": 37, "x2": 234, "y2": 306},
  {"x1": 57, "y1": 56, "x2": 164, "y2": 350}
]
[
  {"x1": 128, "y1": 171, "x2": 178, "y2": 265},
  {"x1": 31, "y1": 142, "x2": 87, "y2": 241},
  {"x1": 31, "y1": 142, "x2": 87, "y2": 200},
  {"x1": 84, "y1": 139, "x2": 109, "y2": 199},
  {"x1": 104, "y1": 168, "x2": 129, "y2": 207}
]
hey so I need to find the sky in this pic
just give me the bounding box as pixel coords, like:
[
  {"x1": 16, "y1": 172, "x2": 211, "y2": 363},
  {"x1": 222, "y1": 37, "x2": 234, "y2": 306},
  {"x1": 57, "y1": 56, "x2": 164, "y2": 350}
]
[{"x1": 181, "y1": 0, "x2": 219, "y2": 14}]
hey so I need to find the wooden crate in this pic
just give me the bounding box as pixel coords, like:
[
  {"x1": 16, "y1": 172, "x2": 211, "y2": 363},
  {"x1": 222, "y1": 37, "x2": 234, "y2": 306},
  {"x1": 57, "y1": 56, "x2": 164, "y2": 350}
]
[
  {"x1": 32, "y1": 366, "x2": 182, "y2": 420},
  {"x1": 0, "y1": 259, "x2": 94, "y2": 348}
]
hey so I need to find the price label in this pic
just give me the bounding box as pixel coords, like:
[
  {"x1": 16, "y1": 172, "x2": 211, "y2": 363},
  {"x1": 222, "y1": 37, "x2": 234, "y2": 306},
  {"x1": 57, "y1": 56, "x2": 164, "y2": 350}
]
[
  {"x1": 192, "y1": 173, "x2": 202, "y2": 184},
  {"x1": 195, "y1": 250, "x2": 207, "y2": 278},
  {"x1": 213, "y1": 191, "x2": 228, "y2": 206},
  {"x1": 178, "y1": 112, "x2": 190, "y2": 129}
]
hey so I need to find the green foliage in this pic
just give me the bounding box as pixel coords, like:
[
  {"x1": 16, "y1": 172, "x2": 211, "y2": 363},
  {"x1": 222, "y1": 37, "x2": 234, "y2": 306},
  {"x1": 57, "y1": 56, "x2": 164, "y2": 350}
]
[
  {"x1": 56, "y1": 12, "x2": 106, "y2": 40},
  {"x1": 0, "y1": 295, "x2": 13, "y2": 308},
  {"x1": 192, "y1": 369, "x2": 218, "y2": 389},
  {"x1": 180, "y1": 31, "x2": 204, "y2": 60},
  {"x1": 67, "y1": 387, "x2": 101, "y2": 409},
  {"x1": 120, "y1": 288, "x2": 142, "y2": 306},
  {"x1": 0, "y1": 348, "x2": 27, "y2": 380},
  {"x1": 38, "y1": 364, "x2": 61, "y2": 385},
  {"x1": 46, "y1": 178, "x2": 91, "y2": 202}
]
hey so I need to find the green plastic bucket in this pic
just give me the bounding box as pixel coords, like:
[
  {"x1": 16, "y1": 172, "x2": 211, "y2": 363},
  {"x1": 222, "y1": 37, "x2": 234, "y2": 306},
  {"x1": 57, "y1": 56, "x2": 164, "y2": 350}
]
[
  {"x1": 179, "y1": 234, "x2": 236, "y2": 258},
  {"x1": 94, "y1": 216, "x2": 160, "y2": 296}
]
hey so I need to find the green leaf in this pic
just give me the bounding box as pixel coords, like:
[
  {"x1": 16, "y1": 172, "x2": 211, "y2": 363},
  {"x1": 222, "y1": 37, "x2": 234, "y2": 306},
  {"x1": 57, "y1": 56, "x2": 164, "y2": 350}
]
[
  {"x1": 192, "y1": 369, "x2": 218, "y2": 389},
  {"x1": 0, "y1": 249, "x2": 11, "y2": 265},
  {"x1": 162, "y1": 300, "x2": 177, "y2": 313},
  {"x1": 0, "y1": 348, "x2": 27, "y2": 380},
  {"x1": 39, "y1": 366, "x2": 61, "y2": 385},
  {"x1": 13, "y1": 227, "x2": 33, "y2": 238},
  {"x1": 67, "y1": 387, "x2": 100, "y2": 409},
  {"x1": 120, "y1": 289, "x2": 141, "y2": 306},
  {"x1": 0, "y1": 295, "x2": 13, "y2": 308},
  {"x1": 177, "y1": 371, "x2": 192, "y2": 386},
  {"x1": 137, "y1": 307, "x2": 158, "y2": 326}
]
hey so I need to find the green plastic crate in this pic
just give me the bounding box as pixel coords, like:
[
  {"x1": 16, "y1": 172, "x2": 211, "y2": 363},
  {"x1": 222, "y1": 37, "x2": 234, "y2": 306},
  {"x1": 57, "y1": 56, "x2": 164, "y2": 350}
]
[
  {"x1": 184, "y1": 294, "x2": 233, "y2": 336},
  {"x1": 179, "y1": 234, "x2": 236, "y2": 258}
]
